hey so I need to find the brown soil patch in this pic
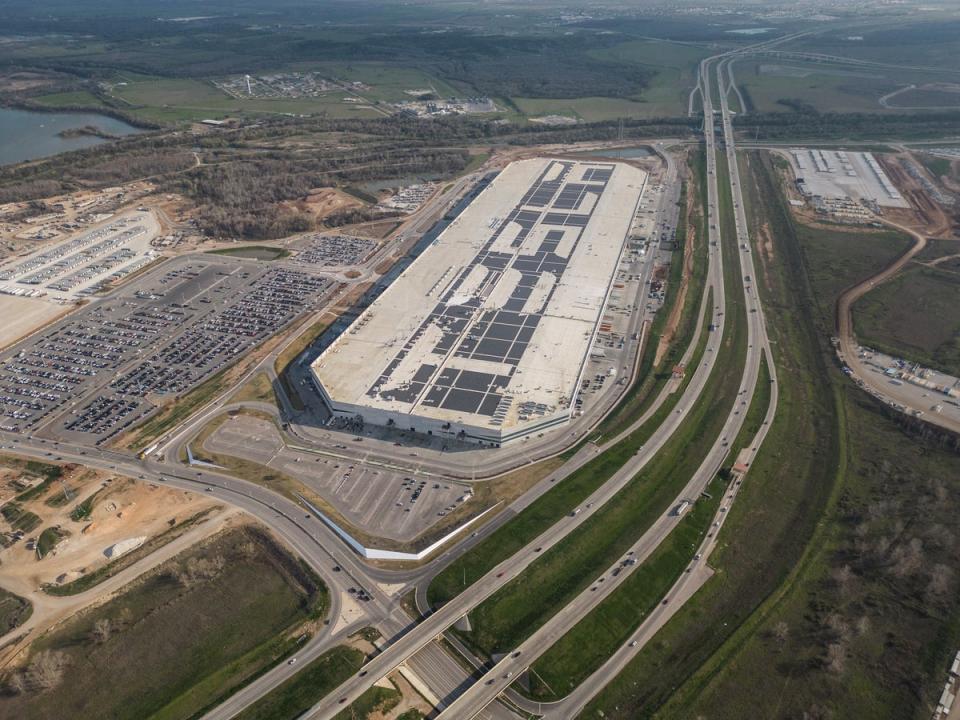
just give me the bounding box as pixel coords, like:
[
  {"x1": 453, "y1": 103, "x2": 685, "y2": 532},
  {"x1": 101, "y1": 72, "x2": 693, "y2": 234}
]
[
  {"x1": 1, "y1": 474, "x2": 218, "y2": 597},
  {"x1": 655, "y1": 163, "x2": 696, "y2": 367},
  {"x1": 300, "y1": 187, "x2": 362, "y2": 223},
  {"x1": 881, "y1": 154, "x2": 956, "y2": 239}
]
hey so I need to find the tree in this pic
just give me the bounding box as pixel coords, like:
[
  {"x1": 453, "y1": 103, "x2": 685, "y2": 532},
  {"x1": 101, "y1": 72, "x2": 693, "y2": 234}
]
[
  {"x1": 24, "y1": 650, "x2": 67, "y2": 691},
  {"x1": 91, "y1": 618, "x2": 111, "y2": 644},
  {"x1": 772, "y1": 620, "x2": 789, "y2": 648}
]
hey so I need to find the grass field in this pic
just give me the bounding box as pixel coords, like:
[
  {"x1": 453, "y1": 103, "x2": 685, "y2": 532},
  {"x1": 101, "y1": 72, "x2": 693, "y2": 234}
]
[
  {"x1": 0, "y1": 525, "x2": 327, "y2": 720},
  {"x1": 234, "y1": 645, "x2": 365, "y2": 720},
  {"x1": 32, "y1": 90, "x2": 108, "y2": 108},
  {"x1": 231, "y1": 372, "x2": 279, "y2": 406},
  {"x1": 853, "y1": 265, "x2": 960, "y2": 376},
  {"x1": 452, "y1": 148, "x2": 747, "y2": 660},
  {"x1": 333, "y1": 683, "x2": 402, "y2": 720},
  {"x1": 208, "y1": 245, "x2": 290, "y2": 260},
  {"x1": 918, "y1": 153, "x2": 954, "y2": 179},
  {"x1": 795, "y1": 223, "x2": 913, "y2": 315},
  {"x1": 296, "y1": 62, "x2": 461, "y2": 103},
  {"x1": 731, "y1": 58, "x2": 936, "y2": 114}
]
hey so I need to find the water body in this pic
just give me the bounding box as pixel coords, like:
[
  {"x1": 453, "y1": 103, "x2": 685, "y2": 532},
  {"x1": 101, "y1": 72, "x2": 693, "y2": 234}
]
[{"x1": 0, "y1": 107, "x2": 142, "y2": 167}]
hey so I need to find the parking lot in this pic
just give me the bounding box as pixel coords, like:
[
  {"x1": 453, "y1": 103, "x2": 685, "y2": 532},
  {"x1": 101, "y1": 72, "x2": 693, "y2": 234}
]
[
  {"x1": 0, "y1": 210, "x2": 160, "y2": 300},
  {"x1": 204, "y1": 413, "x2": 471, "y2": 541},
  {"x1": 289, "y1": 234, "x2": 377, "y2": 268},
  {"x1": 0, "y1": 255, "x2": 333, "y2": 443}
]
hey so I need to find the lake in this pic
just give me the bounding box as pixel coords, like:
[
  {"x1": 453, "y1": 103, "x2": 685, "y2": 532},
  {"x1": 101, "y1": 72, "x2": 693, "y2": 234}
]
[{"x1": 0, "y1": 107, "x2": 142, "y2": 167}]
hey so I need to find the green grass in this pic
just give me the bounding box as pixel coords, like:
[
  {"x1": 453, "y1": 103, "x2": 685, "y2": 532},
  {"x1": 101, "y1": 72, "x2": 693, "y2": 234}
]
[
  {"x1": 918, "y1": 153, "x2": 953, "y2": 178},
  {"x1": 453, "y1": 146, "x2": 747, "y2": 659},
  {"x1": 35, "y1": 526, "x2": 68, "y2": 559},
  {"x1": 1, "y1": 526, "x2": 328, "y2": 720},
  {"x1": 233, "y1": 646, "x2": 365, "y2": 720},
  {"x1": 732, "y1": 58, "x2": 928, "y2": 114},
  {"x1": 795, "y1": 223, "x2": 912, "y2": 316},
  {"x1": 297, "y1": 61, "x2": 461, "y2": 103},
  {"x1": 1, "y1": 503, "x2": 42, "y2": 533},
  {"x1": 108, "y1": 76, "x2": 383, "y2": 123},
  {"x1": 332, "y1": 683, "x2": 401, "y2": 720},
  {"x1": 0, "y1": 588, "x2": 32, "y2": 634},
  {"x1": 207, "y1": 245, "x2": 291, "y2": 260},
  {"x1": 32, "y1": 90, "x2": 108, "y2": 108},
  {"x1": 853, "y1": 265, "x2": 960, "y2": 376},
  {"x1": 526, "y1": 472, "x2": 727, "y2": 700}
]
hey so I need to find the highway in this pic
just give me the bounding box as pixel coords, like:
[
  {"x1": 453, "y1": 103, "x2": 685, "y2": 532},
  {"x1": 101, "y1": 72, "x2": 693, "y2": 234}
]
[{"x1": 429, "y1": 48, "x2": 781, "y2": 720}]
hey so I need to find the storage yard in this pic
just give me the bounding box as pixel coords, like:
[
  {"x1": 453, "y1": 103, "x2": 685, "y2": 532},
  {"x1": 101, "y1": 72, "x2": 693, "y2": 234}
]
[
  {"x1": 0, "y1": 210, "x2": 159, "y2": 301},
  {"x1": 0, "y1": 256, "x2": 334, "y2": 442},
  {"x1": 848, "y1": 346, "x2": 960, "y2": 429},
  {"x1": 311, "y1": 158, "x2": 647, "y2": 445},
  {"x1": 290, "y1": 233, "x2": 378, "y2": 268},
  {"x1": 789, "y1": 149, "x2": 909, "y2": 211}
]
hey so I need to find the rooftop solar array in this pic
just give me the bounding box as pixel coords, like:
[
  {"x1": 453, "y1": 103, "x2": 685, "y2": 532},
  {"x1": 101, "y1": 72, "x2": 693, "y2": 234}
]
[{"x1": 311, "y1": 158, "x2": 646, "y2": 443}]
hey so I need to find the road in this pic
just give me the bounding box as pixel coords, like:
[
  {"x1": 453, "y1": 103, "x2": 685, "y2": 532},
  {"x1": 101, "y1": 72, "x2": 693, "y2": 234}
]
[{"x1": 432, "y1": 48, "x2": 780, "y2": 720}]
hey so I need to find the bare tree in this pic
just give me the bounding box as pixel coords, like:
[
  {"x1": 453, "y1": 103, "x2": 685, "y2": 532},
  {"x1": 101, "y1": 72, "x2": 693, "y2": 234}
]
[
  {"x1": 24, "y1": 650, "x2": 67, "y2": 691},
  {"x1": 4, "y1": 672, "x2": 26, "y2": 695},
  {"x1": 927, "y1": 564, "x2": 954, "y2": 600},
  {"x1": 891, "y1": 537, "x2": 924, "y2": 578},
  {"x1": 831, "y1": 565, "x2": 853, "y2": 595},
  {"x1": 825, "y1": 643, "x2": 846, "y2": 675},
  {"x1": 91, "y1": 618, "x2": 111, "y2": 644},
  {"x1": 772, "y1": 620, "x2": 789, "y2": 648}
]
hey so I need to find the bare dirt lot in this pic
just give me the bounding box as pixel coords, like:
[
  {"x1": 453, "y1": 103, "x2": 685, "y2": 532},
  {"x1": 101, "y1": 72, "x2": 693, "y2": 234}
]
[{"x1": 0, "y1": 295, "x2": 75, "y2": 350}]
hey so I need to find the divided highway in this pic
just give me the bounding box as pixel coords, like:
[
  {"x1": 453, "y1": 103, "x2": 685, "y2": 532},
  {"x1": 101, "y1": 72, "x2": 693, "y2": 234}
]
[{"x1": 428, "y1": 49, "x2": 781, "y2": 720}]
